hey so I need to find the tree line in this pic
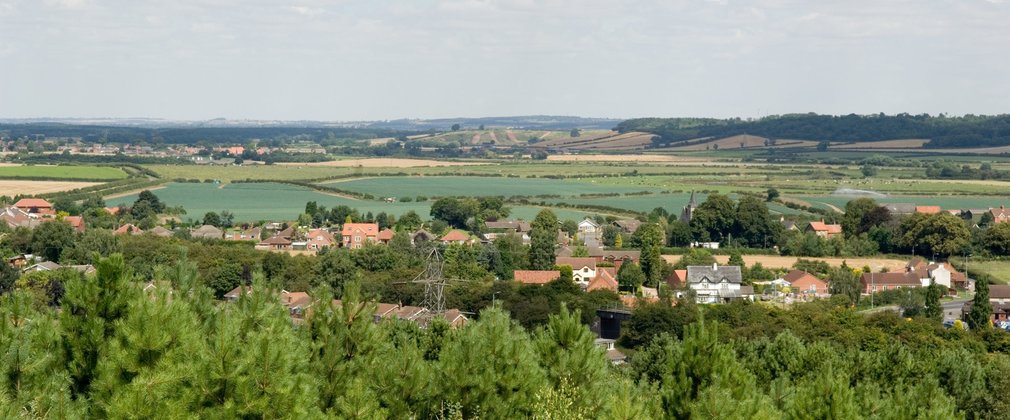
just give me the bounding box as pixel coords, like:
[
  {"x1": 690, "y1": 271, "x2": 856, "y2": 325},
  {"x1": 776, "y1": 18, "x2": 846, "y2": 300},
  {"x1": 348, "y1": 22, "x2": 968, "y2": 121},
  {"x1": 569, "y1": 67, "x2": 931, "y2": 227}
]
[{"x1": 618, "y1": 113, "x2": 1010, "y2": 148}]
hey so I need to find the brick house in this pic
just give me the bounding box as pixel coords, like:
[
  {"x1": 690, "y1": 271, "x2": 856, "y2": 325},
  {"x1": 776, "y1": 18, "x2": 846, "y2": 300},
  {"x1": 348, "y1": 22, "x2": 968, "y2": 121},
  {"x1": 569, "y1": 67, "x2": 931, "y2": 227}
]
[
  {"x1": 514, "y1": 270, "x2": 561, "y2": 285},
  {"x1": 991, "y1": 206, "x2": 1010, "y2": 224},
  {"x1": 806, "y1": 221, "x2": 843, "y2": 238},
  {"x1": 783, "y1": 270, "x2": 830, "y2": 297},
  {"x1": 342, "y1": 223, "x2": 379, "y2": 249},
  {"x1": 14, "y1": 198, "x2": 55, "y2": 216},
  {"x1": 859, "y1": 271, "x2": 921, "y2": 294}
]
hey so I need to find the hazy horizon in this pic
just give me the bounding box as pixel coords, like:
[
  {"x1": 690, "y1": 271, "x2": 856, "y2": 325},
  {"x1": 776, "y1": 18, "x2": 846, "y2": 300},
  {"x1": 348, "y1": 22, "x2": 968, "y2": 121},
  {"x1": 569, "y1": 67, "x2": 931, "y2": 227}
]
[{"x1": 2, "y1": 0, "x2": 1008, "y2": 121}]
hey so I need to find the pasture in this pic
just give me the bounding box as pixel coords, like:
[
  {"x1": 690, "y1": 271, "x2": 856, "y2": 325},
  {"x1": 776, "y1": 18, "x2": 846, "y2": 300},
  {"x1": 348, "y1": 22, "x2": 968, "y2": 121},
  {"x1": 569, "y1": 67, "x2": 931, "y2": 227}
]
[
  {"x1": 0, "y1": 165, "x2": 128, "y2": 180},
  {"x1": 106, "y1": 182, "x2": 601, "y2": 223}
]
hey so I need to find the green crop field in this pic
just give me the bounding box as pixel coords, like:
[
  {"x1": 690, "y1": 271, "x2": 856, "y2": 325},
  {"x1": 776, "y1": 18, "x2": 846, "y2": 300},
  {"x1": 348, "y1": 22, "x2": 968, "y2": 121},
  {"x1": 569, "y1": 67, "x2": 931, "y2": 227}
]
[
  {"x1": 107, "y1": 182, "x2": 600, "y2": 223},
  {"x1": 0, "y1": 165, "x2": 128, "y2": 180},
  {"x1": 321, "y1": 176, "x2": 661, "y2": 198},
  {"x1": 799, "y1": 195, "x2": 1007, "y2": 212}
]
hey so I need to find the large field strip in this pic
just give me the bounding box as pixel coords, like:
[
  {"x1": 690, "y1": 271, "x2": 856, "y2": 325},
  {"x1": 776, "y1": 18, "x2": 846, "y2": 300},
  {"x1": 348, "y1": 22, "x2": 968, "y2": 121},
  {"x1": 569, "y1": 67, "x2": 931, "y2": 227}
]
[
  {"x1": 322, "y1": 176, "x2": 661, "y2": 198},
  {"x1": 663, "y1": 255, "x2": 909, "y2": 273},
  {"x1": 0, "y1": 180, "x2": 103, "y2": 195},
  {"x1": 107, "y1": 182, "x2": 599, "y2": 222},
  {"x1": 0, "y1": 165, "x2": 128, "y2": 180}
]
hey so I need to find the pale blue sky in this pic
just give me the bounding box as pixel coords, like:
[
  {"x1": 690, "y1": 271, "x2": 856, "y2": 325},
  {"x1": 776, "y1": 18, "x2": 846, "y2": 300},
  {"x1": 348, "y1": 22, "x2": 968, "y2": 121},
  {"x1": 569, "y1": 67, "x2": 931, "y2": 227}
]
[{"x1": 1, "y1": 0, "x2": 1008, "y2": 120}]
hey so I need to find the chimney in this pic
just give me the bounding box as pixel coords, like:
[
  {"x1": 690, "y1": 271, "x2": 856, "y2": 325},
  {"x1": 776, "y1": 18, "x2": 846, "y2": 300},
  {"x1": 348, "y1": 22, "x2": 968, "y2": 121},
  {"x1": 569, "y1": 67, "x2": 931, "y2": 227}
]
[{"x1": 712, "y1": 262, "x2": 718, "y2": 270}]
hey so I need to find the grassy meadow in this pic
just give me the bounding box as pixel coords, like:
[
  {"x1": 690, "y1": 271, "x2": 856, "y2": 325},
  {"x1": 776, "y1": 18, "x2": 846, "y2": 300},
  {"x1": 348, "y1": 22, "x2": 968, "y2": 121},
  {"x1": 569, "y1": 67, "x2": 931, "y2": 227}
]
[{"x1": 322, "y1": 176, "x2": 661, "y2": 198}]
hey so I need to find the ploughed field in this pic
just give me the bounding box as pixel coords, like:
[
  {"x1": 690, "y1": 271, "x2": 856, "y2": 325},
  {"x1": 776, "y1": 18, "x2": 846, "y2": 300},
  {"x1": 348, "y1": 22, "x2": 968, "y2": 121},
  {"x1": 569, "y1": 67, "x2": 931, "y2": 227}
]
[{"x1": 106, "y1": 182, "x2": 600, "y2": 222}]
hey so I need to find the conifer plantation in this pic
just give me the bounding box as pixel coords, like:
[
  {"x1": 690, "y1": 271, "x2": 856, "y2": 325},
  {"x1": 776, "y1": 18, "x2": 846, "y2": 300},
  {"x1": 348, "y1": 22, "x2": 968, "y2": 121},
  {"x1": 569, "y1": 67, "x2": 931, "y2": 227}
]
[{"x1": 1, "y1": 253, "x2": 1008, "y2": 418}]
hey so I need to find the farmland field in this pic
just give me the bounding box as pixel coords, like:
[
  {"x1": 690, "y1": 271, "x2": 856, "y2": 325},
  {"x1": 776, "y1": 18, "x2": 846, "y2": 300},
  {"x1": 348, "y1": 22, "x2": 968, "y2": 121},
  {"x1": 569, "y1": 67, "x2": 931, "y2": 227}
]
[
  {"x1": 799, "y1": 195, "x2": 1007, "y2": 212},
  {"x1": 0, "y1": 180, "x2": 103, "y2": 195},
  {"x1": 321, "y1": 176, "x2": 662, "y2": 198},
  {"x1": 0, "y1": 165, "x2": 128, "y2": 180},
  {"x1": 663, "y1": 255, "x2": 909, "y2": 273},
  {"x1": 106, "y1": 182, "x2": 600, "y2": 223},
  {"x1": 949, "y1": 258, "x2": 1010, "y2": 285}
]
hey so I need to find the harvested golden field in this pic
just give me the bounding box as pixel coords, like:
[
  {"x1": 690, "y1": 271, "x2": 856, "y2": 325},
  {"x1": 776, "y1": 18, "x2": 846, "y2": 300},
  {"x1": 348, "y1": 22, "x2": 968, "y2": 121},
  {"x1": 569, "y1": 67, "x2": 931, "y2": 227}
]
[
  {"x1": 927, "y1": 145, "x2": 1010, "y2": 154},
  {"x1": 278, "y1": 158, "x2": 492, "y2": 168},
  {"x1": 832, "y1": 139, "x2": 930, "y2": 149},
  {"x1": 663, "y1": 254, "x2": 908, "y2": 273},
  {"x1": 664, "y1": 135, "x2": 819, "y2": 151},
  {"x1": 0, "y1": 180, "x2": 102, "y2": 195}
]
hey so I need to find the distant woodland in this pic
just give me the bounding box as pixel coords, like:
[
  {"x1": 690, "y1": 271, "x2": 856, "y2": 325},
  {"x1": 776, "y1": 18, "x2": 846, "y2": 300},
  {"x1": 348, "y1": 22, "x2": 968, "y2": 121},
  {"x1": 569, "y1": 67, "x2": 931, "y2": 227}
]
[{"x1": 617, "y1": 113, "x2": 1010, "y2": 148}]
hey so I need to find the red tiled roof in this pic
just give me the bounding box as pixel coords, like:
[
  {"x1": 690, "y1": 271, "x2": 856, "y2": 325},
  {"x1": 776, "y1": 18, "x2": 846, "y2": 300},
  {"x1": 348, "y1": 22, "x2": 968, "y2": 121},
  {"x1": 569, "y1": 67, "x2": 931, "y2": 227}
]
[
  {"x1": 587, "y1": 268, "x2": 619, "y2": 292},
  {"x1": 14, "y1": 198, "x2": 52, "y2": 208},
  {"x1": 808, "y1": 221, "x2": 842, "y2": 234},
  {"x1": 114, "y1": 224, "x2": 142, "y2": 235},
  {"x1": 916, "y1": 205, "x2": 941, "y2": 214},
  {"x1": 377, "y1": 228, "x2": 396, "y2": 241},
  {"x1": 441, "y1": 229, "x2": 470, "y2": 242},
  {"x1": 555, "y1": 257, "x2": 596, "y2": 270},
  {"x1": 514, "y1": 270, "x2": 561, "y2": 285},
  {"x1": 342, "y1": 223, "x2": 379, "y2": 237},
  {"x1": 783, "y1": 270, "x2": 823, "y2": 285}
]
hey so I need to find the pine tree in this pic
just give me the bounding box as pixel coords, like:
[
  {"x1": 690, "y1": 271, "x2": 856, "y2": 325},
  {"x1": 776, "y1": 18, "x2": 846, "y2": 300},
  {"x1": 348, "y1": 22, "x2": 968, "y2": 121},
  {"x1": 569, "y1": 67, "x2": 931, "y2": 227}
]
[
  {"x1": 0, "y1": 291, "x2": 79, "y2": 417},
  {"x1": 306, "y1": 281, "x2": 386, "y2": 415},
  {"x1": 93, "y1": 288, "x2": 203, "y2": 418},
  {"x1": 438, "y1": 308, "x2": 547, "y2": 418},
  {"x1": 529, "y1": 210, "x2": 559, "y2": 270},
  {"x1": 532, "y1": 305, "x2": 611, "y2": 415},
  {"x1": 967, "y1": 277, "x2": 992, "y2": 330},
  {"x1": 61, "y1": 254, "x2": 136, "y2": 399},
  {"x1": 924, "y1": 280, "x2": 943, "y2": 321}
]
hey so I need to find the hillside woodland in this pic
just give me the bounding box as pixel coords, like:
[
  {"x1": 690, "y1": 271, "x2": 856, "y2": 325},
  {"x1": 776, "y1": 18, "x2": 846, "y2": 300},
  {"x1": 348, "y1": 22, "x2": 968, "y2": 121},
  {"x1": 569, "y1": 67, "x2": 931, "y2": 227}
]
[{"x1": 619, "y1": 113, "x2": 1010, "y2": 148}]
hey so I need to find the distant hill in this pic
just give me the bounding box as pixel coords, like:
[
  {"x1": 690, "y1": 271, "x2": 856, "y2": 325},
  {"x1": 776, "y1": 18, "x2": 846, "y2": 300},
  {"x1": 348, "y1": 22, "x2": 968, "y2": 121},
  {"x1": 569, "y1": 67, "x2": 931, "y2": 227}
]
[
  {"x1": 365, "y1": 115, "x2": 622, "y2": 131},
  {"x1": 617, "y1": 113, "x2": 1010, "y2": 149}
]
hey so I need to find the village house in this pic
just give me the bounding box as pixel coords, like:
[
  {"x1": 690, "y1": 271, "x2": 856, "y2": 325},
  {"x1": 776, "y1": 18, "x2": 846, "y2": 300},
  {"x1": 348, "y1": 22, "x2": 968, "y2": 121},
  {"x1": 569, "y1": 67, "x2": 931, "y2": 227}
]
[
  {"x1": 191, "y1": 225, "x2": 224, "y2": 240},
  {"x1": 14, "y1": 198, "x2": 55, "y2": 216},
  {"x1": 23, "y1": 261, "x2": 96, "y2": 275},
  {"x1": 587, "y1": 267, "x2": 619, "y2": 293},
  {"x1": 577, "y1": 218, "x2": 601, "y2": 237},
  {"x1": 806, "y1": 220, "x2": 843, "y2": 238},
  {"x1": 685, "y1": 263, "x2": 753, "y2": 304},
  {"x1": 782, "y1": 270, "x2": 830, "y2": 298},
  {"x1": 1, "y1": 206, "x2": 41, "y2": 229},
  {"x1": 513, "y1": 270, "x2": 561, "y2": 285},
  {"x1": 63, "y1": 216, "x2": 85, "y2": 232},
  {"x1": 962, "y1": 285, "x2": 1010, "y2": 322},
  {"x1": 114, "y1": 224, "x2": 143, "y2": 235},
  {"x1": 305, "y1": 228, "x2": 336, "y2": 251},
  {"x1": 915, "y1": 205, "x2": 941, "y2": 215},
  {"x1": 377, "y1": 228, "x2": 396, "y2": 244},
  {"x1": 612, "y1": 219, "x2": 641, "y2": 235},
  {"x1": 148, "y1": 226, "x2": 174, "y2": 237},
  {"x1": 342, "y1": 223, "x2": 379, "y2": 249},
  {"x1": 991, "y1": 205, "x2": 1010, "y2": 224},
  {"x1": 441, "y1": 229, "x2": 472, "y2": 245},
  {"x1": 556, "y1": 257, "x2": 597, "y2": 284},
  {"x1": 485, "y1": 220, "x2": 531, "y2": 233},
  {"x1": 256, "y1": 235, "x2": 293, "y2": 251},
  {"x1": 904, "y1": 258, "x2": 966, "y2": 290},
  {"x1": 859, "y1": 271, "x2": 921, "y2": 294}
]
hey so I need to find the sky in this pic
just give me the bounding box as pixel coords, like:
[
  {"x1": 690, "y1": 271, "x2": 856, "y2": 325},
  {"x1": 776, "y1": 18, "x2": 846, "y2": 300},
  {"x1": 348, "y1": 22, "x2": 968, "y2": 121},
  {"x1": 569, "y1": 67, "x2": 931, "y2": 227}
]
[{"x1": 0, "y1": 0, "x2": 1008, "y2": 121}]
